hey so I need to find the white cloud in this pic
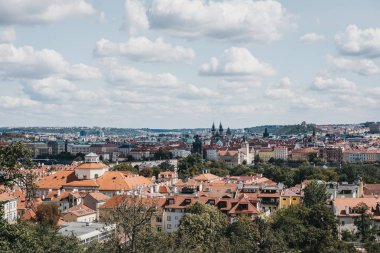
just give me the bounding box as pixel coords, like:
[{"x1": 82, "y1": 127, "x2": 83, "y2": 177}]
[
  {"x1": 22, "y1": 77, "x2": 111, "y2": 106},
  {"x1": 0, "y1": 43, "x2": 100, "y2": 80},
  {"x1": 335, "y1": 25, "x2": 380, "y2": 57},
  {"x1": 0, "y1": 43, "x2": 66, "y2": 78},
  {"x1": 99, "y1": 12, "x2": 107, "y2": 24},
  {"x1": 280, "y1": 77, "x2": 292, "y2": 87},
  {"x1": 300, "y1": 33, "x2": 325, "y2": 42},
  {"x1": 178, "y1": 84, "x2": 221, "y2": 100},
  {"x1": 122, "y1": 0, "x2": 149, "y2": 35},
  {"x1": 0, "y1": 27, "x2": 15, "y2": 43},
  {"x1": 94, "y1": 37, "x2": 195, "y2": 63},
  {"x1": 66, "y1": 63, "x2": 102, "y2": 80},
  {"x1": 199, "y1": 47, "x2": 274, "y2": 78},
  {"x1": 327, "y1": 55, "x2": 380, "y2": 75},
  {"x1": 147, "y1": 0, "x2": 294, "y2": 42},
  {"x1": 265, "y1": 87, "x2": 295, "y2": 99},
  {"x1": 313, "y1": 76, "x2": 357, "y2": 92},
  {"x1": 107, "y1": 64, "x2": 181, "y2": 89},
  {"x1": 0, "y1": 0, "x2": 96, "y2": 25},
  {"x1": 23, "y1": 78, "x2": 76, "y2": 101},
  {"x1": 265, "y1": 86, "x2": 327, "y2": 109},
  {"x1": 0, "y1": 96, "x2": 40, "y2": 108}
]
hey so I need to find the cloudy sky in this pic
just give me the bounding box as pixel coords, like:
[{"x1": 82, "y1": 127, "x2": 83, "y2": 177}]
[{"x1": 0, "y1": 0, "x2": 379, "y2": 128}]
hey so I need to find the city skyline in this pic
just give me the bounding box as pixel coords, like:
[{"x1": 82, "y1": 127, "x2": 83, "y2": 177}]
[{"x1": 1, "y1": 0, "x2": 380, "y2": 128}]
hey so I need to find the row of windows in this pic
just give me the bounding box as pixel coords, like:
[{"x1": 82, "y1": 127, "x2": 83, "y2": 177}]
[
  {"x1": 166, "y1": 224, "x2": 178, "y2": 229},
  {"x1": 3, "y1": 201, "x2": 16, "y2": 210},
  {"x1": 167, "y1": 215, "x2": 179, "y2": 221}
]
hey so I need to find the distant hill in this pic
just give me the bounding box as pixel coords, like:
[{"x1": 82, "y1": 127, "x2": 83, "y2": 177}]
[{"x1": 245, "y1": 124, "x2": 318, "y2": 136}]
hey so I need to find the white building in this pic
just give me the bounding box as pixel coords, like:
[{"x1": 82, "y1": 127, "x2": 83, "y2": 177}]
[
  {"x1": 274, "y1": 146, "x2": 288, "y2": 160},
  {"x1": 205, "y1": 149, "x2": 218, "y2": 161},
  {"x1": 75, "y1": 153, "x2": 109, "y2": 180},
  {"x1": 59, "y1": 222, "x2": 116, "y2": 246},
  {"x1": 172, "y1": 149, "x2": 191, "y2": 158},
  {"x1": 239, "y1": 141, "x2": 255, "y2": 164},
  {"x1": 332, "y1": 197, "x2": 380, "y2": 235},
  {"x1": 0, "y1": 192, "x2": 18, "y2": 224},
  {"x1": 68, "y1": 144, "x2": 91, "y2": 155}
]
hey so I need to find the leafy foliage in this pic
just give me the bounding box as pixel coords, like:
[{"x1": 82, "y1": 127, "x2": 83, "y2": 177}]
[
  {"x1": 303, "y1": 180, "x2": 328, "y2": 207},
  {"x1": 35, "y1": 203, "x2": 60, "y2": 227}
]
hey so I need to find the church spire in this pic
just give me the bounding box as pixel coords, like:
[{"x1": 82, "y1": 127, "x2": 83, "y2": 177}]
[
  {"x1": 226, "y1": 127, "x2": 231, "y2": 136},
  {"x1": 211, "y1": 122, "x2": 216, "y2": 135},
  {"x1": 219, "y1": 122, "x2": 223, "y2": 135}
]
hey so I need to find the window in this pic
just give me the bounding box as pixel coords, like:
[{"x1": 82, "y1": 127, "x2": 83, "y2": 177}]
[
  {"x1": 156, "y1": 217, "x2": 162, "y2": 222},
  {"x1": 83, "y1": 175, "x2": 87, "y2": 180},
  {"x1": 175, "y1": 216, "x2": 179, "y2": 220},
  {"x1": 167, "y1": 224, "x2": 171, "y2": 229},
  {"x1": 167, "y1": 216, "x2": 171, "y2": 221},
  {"x1": 283, "y1": 198, "x2": 287, "y2": 201},
  {"x1": 95, "y1": 174, "x2": 99, "y2": 178},
  {"x1": 341, "y1": 221, "x2": 345, "y2": 226},
  {"x1": 292, "y1": 198, "x2": 297, "y2": 201}
]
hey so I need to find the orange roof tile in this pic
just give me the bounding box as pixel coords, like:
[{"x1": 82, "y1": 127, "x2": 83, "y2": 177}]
[
  {"x1": 193, "y1": 173, "x2": 220, "y2": 182},
  {"x1": 64, "y1": 203, "x2": 95, "y2": 217},
  {"x1": 36, "y1": 171, "x2": 76, "y2": 190},
  {"x1": 76, "y1": 162, "x2": 109, "y2": 170},
  {"x1": 86, "y1": 192, "x2": 110, "y2": 201}
]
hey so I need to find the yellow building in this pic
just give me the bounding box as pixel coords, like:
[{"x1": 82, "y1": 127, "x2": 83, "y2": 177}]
[
  {"x1": 258, "y1": 148, "x2": 274, "y2": 162},
  {"x1": 291, "y1": 148, "x2": 319, "y2": 161},
  {"x1": 279, "y1": 188, "x2": 303, "y2": 209}
]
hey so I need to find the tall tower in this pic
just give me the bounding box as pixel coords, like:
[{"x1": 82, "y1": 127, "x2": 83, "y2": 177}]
[
  {"x1": 219, "y1": 122, "x2": 223, "y2": 136},
  {"x1": 211, "y1": 122, "x2": 216, "y2": 136}
]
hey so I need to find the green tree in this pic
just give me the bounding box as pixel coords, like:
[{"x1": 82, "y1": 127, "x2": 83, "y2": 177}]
[
  {"x1": 159, "y1": 161, "x2": 175, "y2": 171},
  {"x1": 154, "y1": 148, "x2": 173, "y2": 160},
  {"x1": 303, "y1": 180, "x2": 328, "y2": 207},
  {"x1": 35, "y1": 203, "x2": 60, "y2": 227},
  {"x1": 353, "y1": 203, "x2": 375, "y2": 242},
  {"x1": 177, "y1": 153, "x2": 203, "y2": 179},
  {"x1": 0, "y1": 208, "x2": 83, "y2": 253},
  {"x1": 271, "y1": 204, "x2": 344, "y2": 253},
  {"x1": 0, "y1": 142, "x2": 32, "y2": 188},
  {"x1": 227, "y1": 216, "x2": 260, "y2": 253},
  {"x1": 177, "y1": 202, "x2": 229, "y2": 253},
  {"x1": 102, "y1": 196, "x2": 160, "y2": 253},
  {"x1": 112, "y1": 163, "x2": 138, "y2": 173}
]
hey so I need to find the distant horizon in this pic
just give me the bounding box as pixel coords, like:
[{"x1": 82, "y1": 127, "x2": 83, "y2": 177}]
[
  {"x1": 1, "y1": 0, "x2": 379, "y2": 127},
  {"x1": 0, "y1": 120, "x2": 378, "y2": 131}
]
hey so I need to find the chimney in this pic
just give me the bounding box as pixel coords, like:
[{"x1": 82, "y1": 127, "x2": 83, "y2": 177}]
[{"x1": 344, "y1": 206, "x2": 349, "y2": 215}]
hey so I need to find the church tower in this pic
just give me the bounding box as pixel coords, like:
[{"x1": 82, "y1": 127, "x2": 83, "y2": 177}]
[
  {"x1": 211, "y1": 122, "x2": 216, "y2": 136},
  {"x1": 219, "y1": 122, "x2": 223, "y2": 136}
]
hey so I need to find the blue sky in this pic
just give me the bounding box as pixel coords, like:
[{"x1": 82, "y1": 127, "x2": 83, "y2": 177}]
[{"x1": 0, "y1": 0, "x2": 379, "y2": 128}]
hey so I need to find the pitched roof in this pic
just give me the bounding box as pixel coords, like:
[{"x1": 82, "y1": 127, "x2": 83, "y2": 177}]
[
  {"x1": 64, "y1": 203, "x2": 95, "y2": 217},
  {"x1": 193, "y1": 173, "x2": 220, "y2": 182},
  {"x1": 36, "y1": 171, "x2": 76, "y2": 190},
  {"x1": 0, "y1": 191, "x2": 17, "y2": 202},
  {"x1": 364, "y1": 184, "x2": 380, "y2": 195},
  {"x1": 100, "y1": 195, "x2": 166, "y2": 209},
  {"x1": 333, "y1": 197, "x2": 380, "y2": 216},
  {"x1": 76, "y1": 162, "x2": 109, "y2": 170},
  {"x1": 96, "y1": 172, "x2": 152, "y2": 191},
  {"x1": 86, "y1": 192, "x2": 110, "y2": 202},
  {"x1": 229, "y1": 195, "x2": 259, "y2": 215},
  {"x1": 64, "y1": 179, "x2": 99, "y2": 188}
]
